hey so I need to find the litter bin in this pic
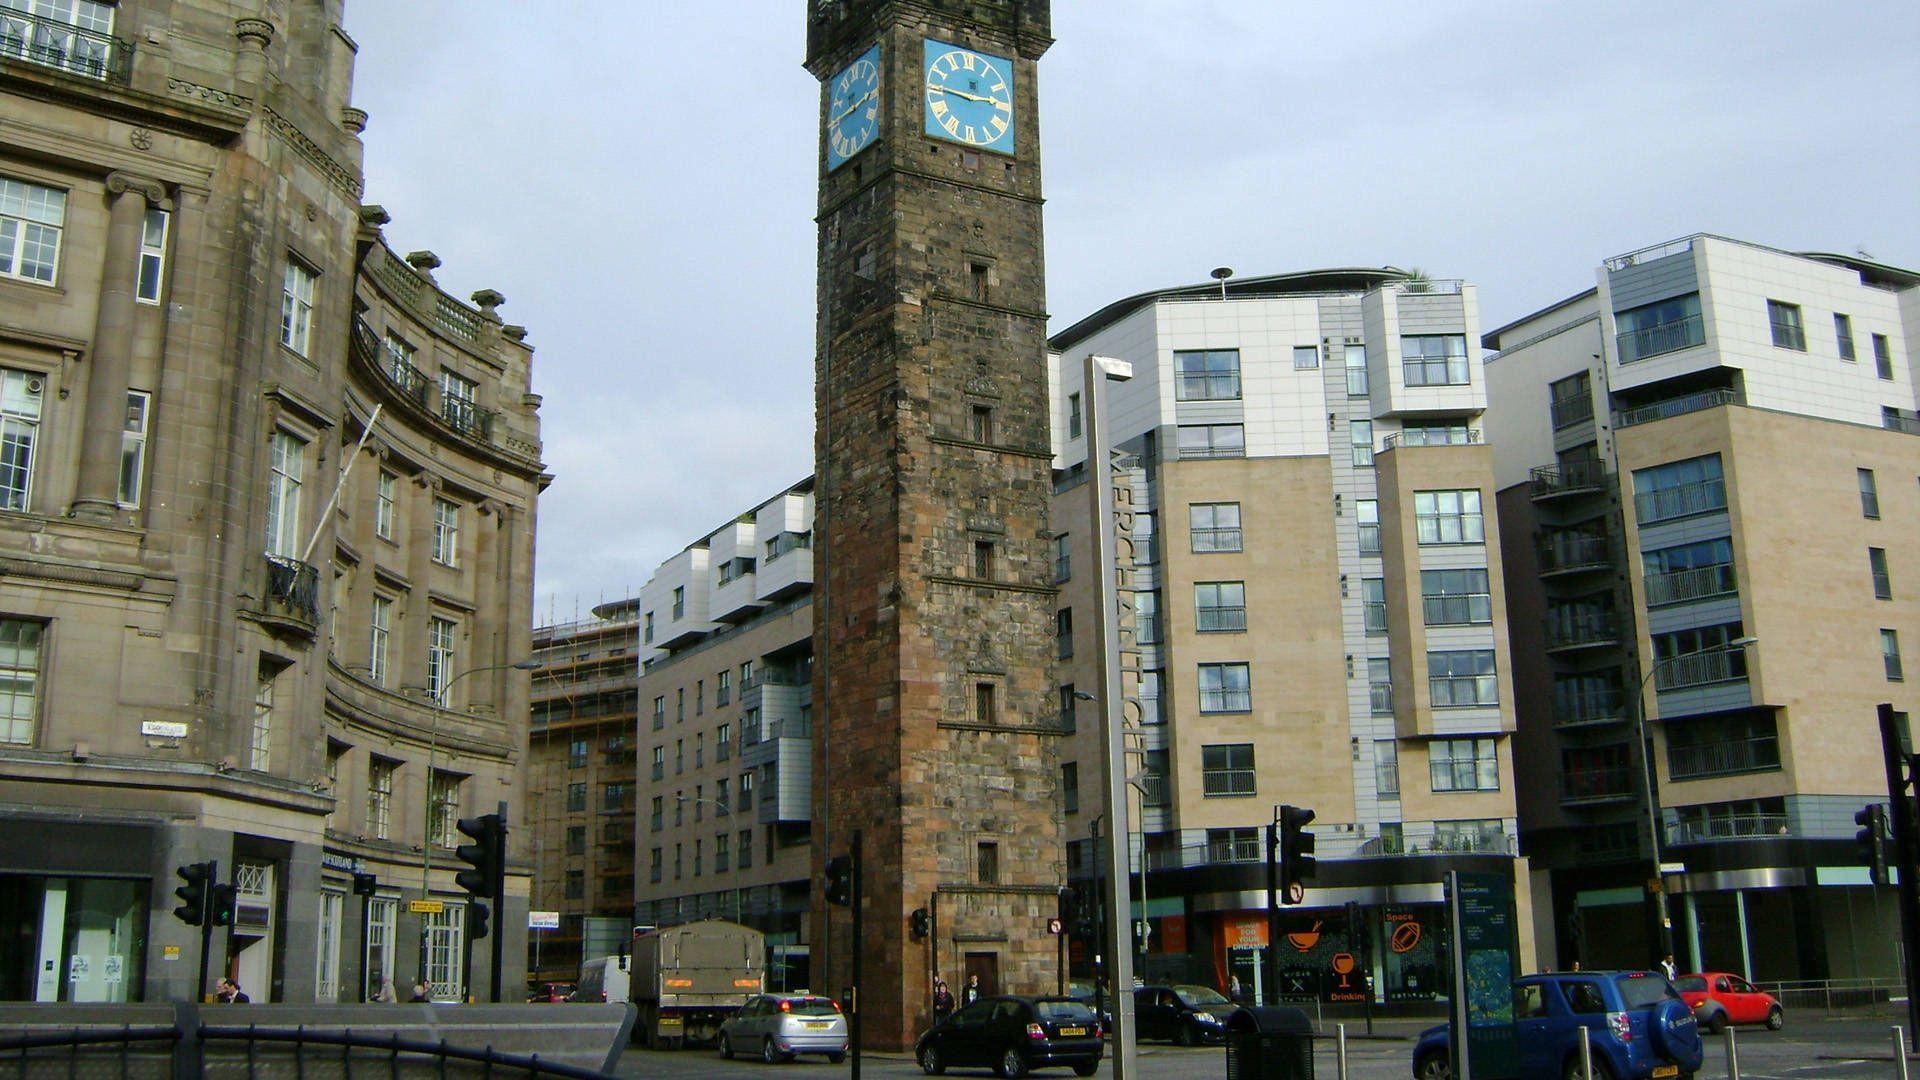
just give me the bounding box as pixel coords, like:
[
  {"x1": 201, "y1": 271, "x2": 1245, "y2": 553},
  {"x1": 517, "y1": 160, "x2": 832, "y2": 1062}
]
[{"x1": 1223, "y1": 1006, "x2": 1314, "y2": 1080}]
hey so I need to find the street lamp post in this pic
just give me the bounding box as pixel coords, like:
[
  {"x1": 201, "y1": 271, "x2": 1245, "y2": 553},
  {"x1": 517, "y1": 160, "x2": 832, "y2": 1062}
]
[
  {"x1": 1633, "y1": 635, "x2": 1756, "y2": 969},
  {"x1": 418, "y1": 659, "x2": 540, "y2": 997},
  {"x1": 676, "y1": 794, "x2": 743, "y2": 924}
]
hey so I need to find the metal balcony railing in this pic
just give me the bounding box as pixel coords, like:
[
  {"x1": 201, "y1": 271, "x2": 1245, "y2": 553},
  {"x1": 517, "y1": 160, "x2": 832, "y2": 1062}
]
[
  {"x1": 1616, "y1": 314, "x2": 1706, "y2": 364},
  {"x1": 1615, "y1": 387, "x2": 1742, "y2": 429},
  {"x1": 264, "y1": 554, "x2": 319, "y2": 622},
  {"x1": 1550, "y1": 395, "x2": 1595, "y2": 429},
  {"x1": 1530, "y1": 459, "x2": 1607, "y2": 500},
  {"x1": 1635, "y1": 478, "x2": 1727, "y2": 524},
  {"x1": 1653, "y1": 649, "x2": 1746, "y2": 691},
  {"x1": 1552, "y1": 687, "x2": 1625, "y2": 727},
  {"x1": 0, "y1": 9, "x2": 131, "y2": 82},
  {"x1": 1644, "y1": 563, "x2": 1738, "y2": 607},
  {"x1": 1545, "y1": 609, "x2": 1618, "y2": 650},
  {"x1": 1666, "y1": 813, "x2": 1790, "y2": 845},
  {"x1": 1539, "y1": 532, "x2": 1611, "y2": 574},
  {"x1": 1382, "y1": 428, "x2": 1483, "y2": 451},
  {"x1": 1560, "y1": 765, "x2": 1635, "y2": 803},
  {"x1": 1668, "y1": 735, "x2": 1780, "y2": 781},
  {"x1": 1369, "y1": 681, "x2": 1394, "y2": 716},
  {"x1": 441, "y1": 399, "x2": 494, "y2": 440}
]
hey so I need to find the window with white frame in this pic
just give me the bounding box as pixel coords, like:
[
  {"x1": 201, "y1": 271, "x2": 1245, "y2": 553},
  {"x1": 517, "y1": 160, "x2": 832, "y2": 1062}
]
[
  {"x1": 0, "y1": 618, "x2": 42, "y2": 745},
  {"x1": 440, "y1": 369, "x2": 480, "y2": 433},
  {"x1": 0, "y1": 177, "x2": 65, "y2": 284},
  {"x1": 251, "y1": 661, "x2": 278, "y2": 771},
  {"x1": 1293, "y1": 345, "x2": 1320, "y2": 370},
  {"x1": 1177, "y1": 423, "x2": 1244, "y2": 459},
  {"x1": 0, "y1": 368, "x2": 44, "y2": 511},
  {"x1": 117, "y1": 390, "x2": 149, "y2": 507},
  {"x1": 1413, "y1": 489, "x2": 1484, "y2": 545},
  {"x1": 1401, "y1": 334, "x2": 1470, "y2": 386},
  {"x1": 280, "y1": 259, "x2": 315, "y2": 355},
  {"x1": 368, "y1": 757, "x2": 395, "y2": 839},
  {"x1": 375, "y1": 470, "x2": 396, "y2": 540},
  {"x1": 1345, "y1": 344, "x2": 1369, "y2": 396},
  {"x1": 423, "y1": 903, "x2": 465, "y2": 1001},
  {"x1": 1374, "y1": 740, "x2": 1400, "y2": 798},
  {"x1": 365, "y1": 897, "x2": 396, "y2": 998},
  {"x1": 1134, "y1": 589, "x2": 1160, "y2": 645},
  {"x1": 427, "y1": 616, "x2": 456, "y2": 704},
  {"x1": 135, "y1": 209, "x2": 167, "y2": 303},
  {"x1": 1429, "y1": 649, "x2": 1498, "y2": 707},
  {"x1": 1430, "y1": 737, "x2": 1499, "y2": 792},
  {"x1": 1202, "y1": 742, "x2": 1256, "y2": 796},
  {"x1": 431, "y1": 497, "x2": 459, "y2": 566},
  {"x1": 316, "y1": 889, "x2": 344, "y2": 1000},
  {"x1": 1198, "y1": 661, "x2": 1251, "y2": 713},
  {"x1": 265, "y1": 431, "x2": 304, "y2": 557},
  {"x1": 428, "y1": 770, "x2": 460, "y2": 848},
  {"x1": 369, "y1": 595, "x2": 391, "y2": 684},
  {"x1": 1173, "y1": 349, "x2": 1241, "y2": 401},
  {"x1": 1420, "y1": 569, "x2": 1493, "y2": 625},
  {"x1": 1195, "y1": 581, "x2": 1246, "y2": 632},
  {"x1": 1351, "y1": 420, "x2": 1374, "y2": 466},
  {"x1": 1357, "y1": 499, "x2": 1381, "y2": 555},
  {"x1": 1362, "y1": 577, "x2": 1386, "y2": 635},
  {"x1": 1190, "y1": 502, "x2": 1242, "y2": 553}
]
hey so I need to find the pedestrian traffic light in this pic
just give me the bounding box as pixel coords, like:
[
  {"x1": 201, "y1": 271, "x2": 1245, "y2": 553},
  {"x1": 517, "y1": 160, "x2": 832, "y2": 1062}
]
[
  {"x1": 468, "y1": 900, "x2": 491, "y2": 941},
  {"x1": 1057, "y1": 886, "x2": 1075, "y2": 927},
  {"x1": 352, "y1": 872, "x2": 378, "y2": 898},
  {"x1": 209, "y1": 882, "x2": 238, "y2": 927},
  {"x1": 1857, "y1": 803, "x2": 1889, "y2": 886},
  {"x1": 174, "y1": 861, "x2": 213, "y2": 926},
  {"x1": 910, "y1": 907, "x2": 931, "y2": 939},
  {"x1": 824, "y1": 855, "x2": 853, "y2": 907},
  {"x1": 1278, "y1": 805, "x2": 1317, "y2": 904},
  {"x1": 454, "y1": 813, "x2": 505, "y2": 899}
]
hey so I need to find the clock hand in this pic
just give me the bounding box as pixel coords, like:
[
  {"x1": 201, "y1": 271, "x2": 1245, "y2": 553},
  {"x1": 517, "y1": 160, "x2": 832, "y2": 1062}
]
[
  {"x1": 929, "y1": 85, "x2": 996, "y2": 104},
  {"x1": 830, "y1": 89, "x2": 876, "y2": 126}
]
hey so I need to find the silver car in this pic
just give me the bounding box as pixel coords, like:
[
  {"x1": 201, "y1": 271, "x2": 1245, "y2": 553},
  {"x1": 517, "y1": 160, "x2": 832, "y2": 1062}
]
[{"x1": 719, "y1": 992, "x2": 849, "y2": 1063}]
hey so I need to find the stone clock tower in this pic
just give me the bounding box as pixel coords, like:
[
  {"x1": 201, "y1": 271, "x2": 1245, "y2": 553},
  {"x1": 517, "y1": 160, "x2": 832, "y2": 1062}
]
[{"x1": 805, "y1": 0, "x2": 1061, "y2": 1053}]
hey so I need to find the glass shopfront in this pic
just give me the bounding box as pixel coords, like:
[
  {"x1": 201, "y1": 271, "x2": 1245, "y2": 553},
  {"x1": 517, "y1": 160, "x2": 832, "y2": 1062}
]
[{"x1": 0, "y1": 874, "x2": 148, "y2": 1002}]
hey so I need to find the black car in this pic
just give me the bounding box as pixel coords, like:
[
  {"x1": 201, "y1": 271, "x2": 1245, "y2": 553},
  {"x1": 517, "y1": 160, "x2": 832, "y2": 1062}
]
[
  {"x1": 1133, "y1": 985, "x2": 1242, "y2": 1046},
  {"x1": 916, "y1": 995, "x2": 1103, "y2": 1078}
]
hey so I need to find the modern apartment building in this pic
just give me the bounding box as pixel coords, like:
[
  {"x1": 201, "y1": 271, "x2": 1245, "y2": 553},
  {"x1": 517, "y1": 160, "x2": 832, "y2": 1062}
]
[
  {"x1": 631, "y1": 479, "x2": 819, "y2": 992},
  {"x1": 526, "y1": 599, "x2": 640, "y2": 990},
  {"x1": 1483, "y1": 234, "x2": 1919, "y2": 981},
  {"x1": 1044, "y1": 269, "x2": 1532, "y2": 1004},
  {"x1": 0, "y1": 0, "x2": 543, "y2": 1003}
]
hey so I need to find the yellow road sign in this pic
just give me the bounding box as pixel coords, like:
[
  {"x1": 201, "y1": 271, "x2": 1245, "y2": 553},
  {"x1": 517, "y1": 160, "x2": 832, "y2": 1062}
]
[{"x1": 408, "y1": 900, "x2": 444, "y2": 914}]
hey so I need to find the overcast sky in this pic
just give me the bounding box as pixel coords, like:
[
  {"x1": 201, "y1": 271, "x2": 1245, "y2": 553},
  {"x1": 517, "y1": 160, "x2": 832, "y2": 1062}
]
[{"x1": 342, "y1": 2, "x2": 1920, "y2": 621}]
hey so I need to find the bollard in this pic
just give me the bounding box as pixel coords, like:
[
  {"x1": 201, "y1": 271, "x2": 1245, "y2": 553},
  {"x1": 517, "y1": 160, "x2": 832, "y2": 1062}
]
[
  {"x1": 1578, "y1": 1026, "x2": 1593, "y2": 1080},
  {"x1": 1724, "y1": 1024, "x2": 1739, "y2": 1080},
  {"x1": 1335, "y1": 1023, "x2": 1347, "y2": 1080},
  {"x1": 1897, "y1": 1026, "x2": 1910, "y2": 1080}
]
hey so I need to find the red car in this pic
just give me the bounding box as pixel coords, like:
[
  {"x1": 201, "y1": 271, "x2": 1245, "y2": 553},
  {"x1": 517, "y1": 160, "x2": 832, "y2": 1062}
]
[{"x1": 1673, "y1": 971, "x2": 1783, "y2": 1033}]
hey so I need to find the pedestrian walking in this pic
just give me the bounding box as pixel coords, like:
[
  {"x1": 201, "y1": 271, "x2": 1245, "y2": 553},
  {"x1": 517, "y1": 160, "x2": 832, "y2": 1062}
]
[{"x1": 932, "y1": 978, "x2": 954, "y2": 1024}]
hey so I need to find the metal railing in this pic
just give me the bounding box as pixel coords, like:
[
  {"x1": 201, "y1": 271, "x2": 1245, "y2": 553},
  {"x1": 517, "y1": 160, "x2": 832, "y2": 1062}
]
[
  {"x1": 1616, "y1": 314, "x2": 1706, "y2": 364},
  {"x1": 1665, "y1": 812, "x2": 1788, "y2": 845},
  {"x1": 1422, "y1": 593, "x2": 1492, "y2": 626},
  {"x1": 1615, "y1": 387, "x2": 1742, "y2": 429},
  {"x1": 0, "y1": 9, "x2": 131, "y2": 81},
  {"x1": 1634, "y1": 478, "x2": 1727, "y2": 523},
  {"x1": 1644, "y1": 563, "x2": 1738, "y2": 607},
  {"x1": 1369, "y1": 681, "x2": 1394, "y2": 715},
  {"x1": 1560, "y1": 765, "x2": 1635, "y2": 803},
  {"x1": 1551, "y1": 395, "x2": 1595, "y2": 429},
  {"x1": 1382, "y1": 427, "x2": 1483, "y2": 451},
  {"x1": 1668, "y1": 735, "x2": 1780, "y2": 781},
  {"x1": 1539, "y1": 532, "x2": 1610, "y2": 574},
  {"x1": 1553, "y1": 687, "x2": 1625, "y2": 727},
  {"x1": 1530, "y1": 459, "x2": 1608, "y2": 499},
  {"x1": 1653, "y1": 648, "x2": 1745, "y2": 691},
  {"x1": 1605, "y1": 236, "x2": 1697, "y2": 272},
  {"x1": 1545, "y1": 608, "x2": 1618, "y2": 649},
  {"x1": 264, "y1": 554, "x2": 319, "y2": 622},
  {"x1": 441, "y1": 399, "x2": 495, "y2": 440}
]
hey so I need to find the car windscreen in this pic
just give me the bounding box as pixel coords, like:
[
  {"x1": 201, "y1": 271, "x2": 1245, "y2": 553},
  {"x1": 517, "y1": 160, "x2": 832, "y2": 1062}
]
[
  {"x1": 1035, "y1": 1000, "x2": 1097, "y2": 1022},
  {"x1": 1174, "y1": 985, "x2": 1231, "y2": 1007},
  {"x1": 1614, "y1": 973, "x2": 1681, "y2": 1009},
  {"x1": 1672, "y1": 976, "x2": 1707, "y2": 993},
  {"x1": 786, "y1": 998, "x2": 840, "y2": 1016}
]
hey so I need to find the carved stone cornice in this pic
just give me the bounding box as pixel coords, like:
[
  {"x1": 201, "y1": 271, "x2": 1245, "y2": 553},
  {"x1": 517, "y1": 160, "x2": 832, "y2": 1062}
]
[
  {"x1": 261, "y1": 105, "x2": 363, "y2": 199},
  {"x1": 105, "y1": 171, "x2": 166, "y2": 205},
  {"x1": 165, "y1": 76, "x2": 253, "y2": 114}
]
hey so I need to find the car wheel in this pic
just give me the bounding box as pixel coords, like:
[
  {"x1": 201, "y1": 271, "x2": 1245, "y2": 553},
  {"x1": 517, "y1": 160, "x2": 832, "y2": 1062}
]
[
  {"x1": 1176, "y1": 1021, "x2": 1199, "y2": 1047},
  {"x1": 1072, "y1": 1062, "x2": 1099, "y2": 1077},
  {"x1": 719, "y1": 1035, "x2": 734, "y2": 1060},
  {"x1": 1562, "y1": 1055, "x2": 1614, "y2": 1080},
  {"x1": 996, "y1": 1048, "x2": 1028, "y2": 1079},
  {"x1": 828, "y1": 1053, "x2": 846, "y2": 1064},
  {"x1": 762, "y1": 1038, "x2": 782, "y2": 1065},
  {"x1": 1415, "y1": 1052, "x2": 1451, "y2": 1080},
  {"x1": 1766, "y1": 1004, "x2": 1784, "y2": 1031},
  {"x1": 919, "y1": 1047, "x2": 945, "y2": 1076}
]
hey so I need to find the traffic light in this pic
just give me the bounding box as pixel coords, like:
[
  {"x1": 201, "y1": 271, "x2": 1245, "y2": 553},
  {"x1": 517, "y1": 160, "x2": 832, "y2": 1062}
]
[
  {"x1": 468, "y1": 900, "x2": 491, "y2": 941},
  {"x1": 1278, "y1": 805, "x2": 1317, "y2": 904},
  {"x1": 209, "y1": 882, "x2": 238, "y2": 927},
  {"x1": 352, "y1": 872, "x2": 378, "y2": 898},
  {"x1": 1057, "y1": 886, "x2": 1075, "y2": 927},
  {"x1": 1858, "y1": 803, "x2": 1890, "y2": 886},
  {"x1": 824, "y1": 855, "x2": 853, "y2": 907},
  {"x1": 454, "y1": 813, "x2": 505, "y2": 899},
  {"x1": 910, "y1": 907, "x2": 931, "y2": 939},
  {"x1": 174, "y1": 861, "x2": 212, "y2": 926}
]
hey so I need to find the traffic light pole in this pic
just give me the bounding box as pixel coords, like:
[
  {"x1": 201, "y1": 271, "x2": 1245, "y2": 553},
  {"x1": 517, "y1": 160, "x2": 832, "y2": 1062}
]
[
  {"x1": 197, "y1": 860, "x2": 217, "y2": 1003},
  {"x1": 1263, "y1": 824, "x2": 1279, "y2": 1007},
  {"x1": 491, "y1": 801, "x2": 507, "y2": 1003},
  {"x1": 1875, "y1": 704, "x2": 1920, "y2": 1053},
  {"x1": 850, "y1": 830, "x2": 862, "y2": 1080}
]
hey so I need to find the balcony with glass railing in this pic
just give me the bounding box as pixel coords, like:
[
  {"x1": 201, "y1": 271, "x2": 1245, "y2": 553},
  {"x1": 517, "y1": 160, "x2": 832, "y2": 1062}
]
[
  {"x1": 1545, "y1": 607, "x2": 1619, "y2": 652},
  {"x1": 1616, "y1": 315, "x2": 1706, "y2": 364},
  {"x1": 1615, "y1": 387, "x2": 1742, "y2": 429},
  {"x1": 1539, "y1": 531, "x2": 1611, "y2": 576},
  {"x1": 1550, "y1": 394, "x2": 1595, "y2": 430},
  {"x1": 1560, "y1": 765, "x2": 1636, "y2": 805},
  {"x1": 1552, "y1": 686, "x2": 1625, "y2": 728},
  {"x1": 1644, "y1": 563, "x2": 1738, "y2": 607},
  {"x1": 1668, "y1": 735, "x2": 1780, "y2": 781}
]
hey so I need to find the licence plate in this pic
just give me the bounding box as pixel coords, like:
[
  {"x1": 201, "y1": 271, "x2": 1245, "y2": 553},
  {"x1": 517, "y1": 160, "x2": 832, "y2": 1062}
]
[
  {"x1": 1652, "y1": 1067, "x2": 1679, "y2": 1079},
  {"x1": 1058, "y1": 1027, "x2": 1087, "y2": 1037},
  {"x1": 805, "y1": 1022, "x2": 829, "y2": 1029}
]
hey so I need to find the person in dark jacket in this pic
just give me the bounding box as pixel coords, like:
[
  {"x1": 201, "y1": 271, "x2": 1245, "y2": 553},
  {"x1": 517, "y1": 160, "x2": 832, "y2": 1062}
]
[
  {"x1": 961, "y1": 974, "x2": 981, "y2": 1006},
  {"x1": 932, "y1": 978, "x2": 954, "y2": 1023}
]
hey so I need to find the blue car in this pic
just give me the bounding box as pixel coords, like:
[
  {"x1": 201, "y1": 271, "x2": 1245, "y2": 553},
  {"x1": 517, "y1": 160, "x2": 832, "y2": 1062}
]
[{"x1": 1412, "y1": 971, "x2": 1703, "y2": 1080}]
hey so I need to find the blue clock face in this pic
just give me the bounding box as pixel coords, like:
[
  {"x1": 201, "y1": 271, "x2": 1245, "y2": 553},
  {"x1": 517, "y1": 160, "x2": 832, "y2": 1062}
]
[
  {"x1": 827, "y1": 45, "x2": 881, "y2": 171},
  {"x1": 923, "y1": 39, "x2": 1014, "y2": 153}
]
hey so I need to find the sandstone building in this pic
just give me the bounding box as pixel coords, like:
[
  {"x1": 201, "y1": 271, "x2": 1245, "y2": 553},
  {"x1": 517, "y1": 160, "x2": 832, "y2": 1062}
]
[
  {"x1": 0, "y1": 0, "x2": 543, "y2": 1003},
  {"x1": 1484, "y1": 234, "x2": 1919, "y2": 981}
]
